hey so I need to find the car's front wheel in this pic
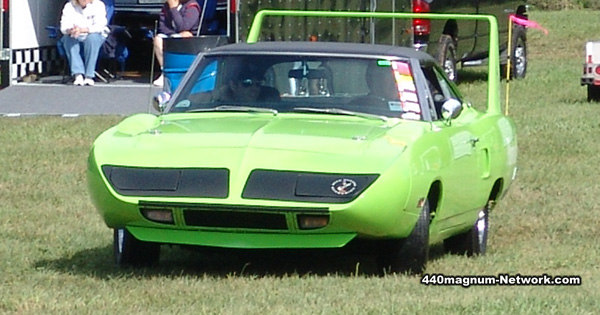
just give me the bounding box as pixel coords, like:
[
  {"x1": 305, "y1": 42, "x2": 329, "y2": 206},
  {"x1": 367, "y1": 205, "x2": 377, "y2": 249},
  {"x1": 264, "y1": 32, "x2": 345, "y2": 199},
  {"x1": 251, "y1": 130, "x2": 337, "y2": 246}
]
[
  {"x1": 114, "y1": 228, "x2": 160, "y2": 266},
  {"x1": 378, "y1": 200, "x2": 430, "y2": 275},
  {"x1": 444, "y1": 206, "x2": 489, "y2": 256}
]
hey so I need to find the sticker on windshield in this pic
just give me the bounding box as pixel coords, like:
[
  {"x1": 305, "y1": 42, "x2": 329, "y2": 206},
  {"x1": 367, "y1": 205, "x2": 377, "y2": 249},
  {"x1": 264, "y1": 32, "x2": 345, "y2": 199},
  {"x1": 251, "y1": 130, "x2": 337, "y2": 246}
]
[{"x1": 174, "y1": 100, "x2": 191, "y2": 108}]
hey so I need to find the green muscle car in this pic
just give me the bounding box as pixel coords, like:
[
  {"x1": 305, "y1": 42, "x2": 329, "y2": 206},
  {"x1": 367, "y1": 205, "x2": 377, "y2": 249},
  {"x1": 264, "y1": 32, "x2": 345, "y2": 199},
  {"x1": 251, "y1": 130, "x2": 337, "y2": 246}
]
[{"x1": 88, "y1": 11, "x2": 517, "y2": 273}]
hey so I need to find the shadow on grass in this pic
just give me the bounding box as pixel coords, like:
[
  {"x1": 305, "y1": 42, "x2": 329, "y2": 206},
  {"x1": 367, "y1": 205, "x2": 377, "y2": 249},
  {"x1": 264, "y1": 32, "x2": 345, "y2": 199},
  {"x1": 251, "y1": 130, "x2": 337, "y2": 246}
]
[
  {"x1": 34, "y1": 242, "x2": 450, "y2": 279},
  {"x1": 456, "y1": 68, "x2": 528, "y2": 85},
  {"x1": 456, "y1": 69, "x2": 490, "y2": 84}
]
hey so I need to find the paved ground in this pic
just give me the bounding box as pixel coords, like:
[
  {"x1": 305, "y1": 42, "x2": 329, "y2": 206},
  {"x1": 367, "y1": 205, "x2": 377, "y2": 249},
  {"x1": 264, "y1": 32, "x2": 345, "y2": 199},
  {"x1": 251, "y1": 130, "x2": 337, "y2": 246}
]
[{"x1": 0, "y1": 75, "x2": 162, "y2": 116}]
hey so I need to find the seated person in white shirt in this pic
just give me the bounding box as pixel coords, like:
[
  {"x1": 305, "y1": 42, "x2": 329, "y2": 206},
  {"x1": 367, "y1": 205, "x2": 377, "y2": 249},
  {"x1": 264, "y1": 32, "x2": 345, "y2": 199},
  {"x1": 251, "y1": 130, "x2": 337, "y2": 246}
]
[{"x1": 60, "y1": 0, "x2": 108, "y2": 86}]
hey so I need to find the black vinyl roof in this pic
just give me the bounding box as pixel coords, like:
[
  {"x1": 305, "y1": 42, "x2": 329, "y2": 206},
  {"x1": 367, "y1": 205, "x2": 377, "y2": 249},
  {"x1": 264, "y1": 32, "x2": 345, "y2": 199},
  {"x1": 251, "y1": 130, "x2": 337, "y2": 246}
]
[{"x1": 208, "y1": 41, "x2": 437, "y2": 62}]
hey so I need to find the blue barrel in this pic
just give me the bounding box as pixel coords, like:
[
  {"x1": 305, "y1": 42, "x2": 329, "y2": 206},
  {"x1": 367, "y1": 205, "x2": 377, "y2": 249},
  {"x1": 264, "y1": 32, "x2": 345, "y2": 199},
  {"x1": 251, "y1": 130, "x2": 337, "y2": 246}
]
[{"x1": 163, "y1": 35, "x2": 230, "y2": 92}]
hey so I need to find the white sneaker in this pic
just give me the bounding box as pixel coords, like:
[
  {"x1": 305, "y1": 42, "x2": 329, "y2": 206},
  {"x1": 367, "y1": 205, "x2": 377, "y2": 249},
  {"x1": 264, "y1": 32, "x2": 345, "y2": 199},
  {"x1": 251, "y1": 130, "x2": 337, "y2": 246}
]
[
  {"x1": 83, "y1": 78, "x2": 95, "y2": 86},
  {"x1": 153, "y1": 74, "x2": 164, "y2": 87},
  {"x1": 73, "y1": 75, "x2": 84, "y2": 86}
]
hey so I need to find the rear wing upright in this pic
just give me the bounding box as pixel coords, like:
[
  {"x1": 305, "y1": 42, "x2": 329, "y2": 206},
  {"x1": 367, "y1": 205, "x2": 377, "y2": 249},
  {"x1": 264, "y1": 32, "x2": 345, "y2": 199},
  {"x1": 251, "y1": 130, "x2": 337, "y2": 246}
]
[{"x1": 247, "y1": 10, "x2": 502, "y2": 115}]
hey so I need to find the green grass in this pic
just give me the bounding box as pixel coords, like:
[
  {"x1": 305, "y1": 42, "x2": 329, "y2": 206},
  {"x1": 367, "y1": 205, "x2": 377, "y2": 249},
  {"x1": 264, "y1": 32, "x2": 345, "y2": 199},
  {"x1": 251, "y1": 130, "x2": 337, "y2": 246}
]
[{"x1": 2, "y1": 9, "x2": 600, "y2": 314}]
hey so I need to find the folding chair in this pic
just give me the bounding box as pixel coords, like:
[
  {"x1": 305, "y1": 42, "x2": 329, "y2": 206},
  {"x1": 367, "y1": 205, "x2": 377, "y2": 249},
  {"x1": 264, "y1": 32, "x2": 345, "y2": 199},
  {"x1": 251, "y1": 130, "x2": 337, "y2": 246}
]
[
  {"x1": 197, "y1": 0, "x2": 220, "y2": 36},
  {"x1": 45, "y1": 25, "x2": 71, "y2": 83},
  {"x1": 97, "y1": 25, "x2": 131, "y2": 82}
]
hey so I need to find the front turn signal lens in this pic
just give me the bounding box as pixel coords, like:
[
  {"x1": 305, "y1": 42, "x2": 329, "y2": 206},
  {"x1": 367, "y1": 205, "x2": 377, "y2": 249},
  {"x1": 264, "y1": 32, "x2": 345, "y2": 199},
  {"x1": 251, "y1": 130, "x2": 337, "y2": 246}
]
[
  {"x1": 141, "y1": 209, "x2": 174, "y2": 224},
  {"x1": 297, "y1": 215, "x2": 329, "y2": 230}
]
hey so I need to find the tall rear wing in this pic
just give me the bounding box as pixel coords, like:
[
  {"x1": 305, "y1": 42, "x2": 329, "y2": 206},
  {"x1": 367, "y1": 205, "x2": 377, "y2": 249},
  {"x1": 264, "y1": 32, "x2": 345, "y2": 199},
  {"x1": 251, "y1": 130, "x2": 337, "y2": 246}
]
[{"x1": 247, "y1": 10, "x2": 502, "y2": 115}]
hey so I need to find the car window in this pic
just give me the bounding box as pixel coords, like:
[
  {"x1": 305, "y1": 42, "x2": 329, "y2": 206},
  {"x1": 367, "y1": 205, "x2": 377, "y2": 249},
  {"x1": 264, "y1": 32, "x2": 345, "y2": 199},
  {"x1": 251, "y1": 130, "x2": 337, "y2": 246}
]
[
  {"x1": 421, "y1": 64, "x2": 462, "y2": 120},
  {"x1": 168, "y1": 55, "x2": 425, "y2": 120},
  {"x1": 433, "y1": 66, "x2": 460, "y2": 101}
]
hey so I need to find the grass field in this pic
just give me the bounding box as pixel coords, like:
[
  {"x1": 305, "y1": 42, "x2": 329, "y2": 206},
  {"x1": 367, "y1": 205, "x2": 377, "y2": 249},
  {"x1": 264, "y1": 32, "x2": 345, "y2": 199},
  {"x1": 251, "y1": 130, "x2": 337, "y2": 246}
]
[{"x1": 2, "y1": 9, "x2": 600, "y2": 314}]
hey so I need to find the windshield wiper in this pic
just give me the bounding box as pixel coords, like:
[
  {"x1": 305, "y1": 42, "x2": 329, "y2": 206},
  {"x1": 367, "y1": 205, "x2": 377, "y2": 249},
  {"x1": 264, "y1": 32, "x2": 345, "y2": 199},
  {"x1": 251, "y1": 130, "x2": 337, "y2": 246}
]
[
  {"x1": 293, "y1": 107, "x2": 388, "y2": 122},
  {"x1": 187, "y1": 105, "x2": 278, "y2": 115}
]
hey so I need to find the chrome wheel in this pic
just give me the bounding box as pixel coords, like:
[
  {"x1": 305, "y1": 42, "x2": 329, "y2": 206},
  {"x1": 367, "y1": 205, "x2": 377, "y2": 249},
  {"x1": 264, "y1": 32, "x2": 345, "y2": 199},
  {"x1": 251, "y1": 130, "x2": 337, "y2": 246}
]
[
  {"x1": 437, "y1": 34, "x2": 457, "y2": 82},
  {"x1": 475, "y1": 208, "x2": 489, "y2": 254},
  {"x1": 444, "y1": 205, "x2": 489, "y2": 256},
  {"x1": 113, "y1": 228, "x2": 160, "y2": 267}
]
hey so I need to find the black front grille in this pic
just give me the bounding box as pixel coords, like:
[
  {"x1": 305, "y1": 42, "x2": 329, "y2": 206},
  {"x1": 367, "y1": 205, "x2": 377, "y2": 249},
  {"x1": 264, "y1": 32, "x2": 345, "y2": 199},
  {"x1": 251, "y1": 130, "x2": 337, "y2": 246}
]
[
  {"x1": 242, "y1": 170, "x2": 378, "y2": 203},
  {"x1": 102, "y1": 166, "x2": 229, "y2": 198},
  {"x1": 183, "y1": 210, "x2": 288, "y2": 230}
]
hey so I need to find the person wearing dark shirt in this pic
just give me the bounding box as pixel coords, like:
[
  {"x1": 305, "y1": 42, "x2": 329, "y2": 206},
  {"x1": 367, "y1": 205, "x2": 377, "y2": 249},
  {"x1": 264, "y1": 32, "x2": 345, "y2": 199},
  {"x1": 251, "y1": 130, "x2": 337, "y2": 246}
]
[
  {"x1": 153, "y1": 0, "x2": 201, "y2": 87},
  {"x1": 187, "y1": 68, "x2": 281, "y2": 106},
  {"x1": 219, "y1": 70, "x2": 281, "y2": 102}
]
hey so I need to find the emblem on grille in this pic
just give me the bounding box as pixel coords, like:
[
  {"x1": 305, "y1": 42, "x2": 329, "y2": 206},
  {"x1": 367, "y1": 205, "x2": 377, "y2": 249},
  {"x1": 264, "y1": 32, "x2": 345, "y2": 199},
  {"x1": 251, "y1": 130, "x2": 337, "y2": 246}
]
[{"x1": 331, "y1": 178, "x2": 357, "y2": 195}]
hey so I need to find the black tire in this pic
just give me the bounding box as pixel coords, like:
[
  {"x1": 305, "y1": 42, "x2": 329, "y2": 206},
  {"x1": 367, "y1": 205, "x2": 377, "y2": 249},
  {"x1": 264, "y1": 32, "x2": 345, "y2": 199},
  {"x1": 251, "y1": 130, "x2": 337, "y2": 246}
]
[
  {"x1": 437, "y1": 34, "x2": 458, "y2": 82},
  {"x1": 444, "y1": 206, "x2": 489, "y2": 256},
  {"x1": 378, "y1": 200, "x2": 430, "y2": 275},
  {"x1": 506, "y1": 25, "x2": 527, "y2": 80},
  {"x1": 113, "y1": 228, "x2": 160, "y2": 267},
  {"x1": 588, "y1": 85, "x2": 600, "y2": 102}
]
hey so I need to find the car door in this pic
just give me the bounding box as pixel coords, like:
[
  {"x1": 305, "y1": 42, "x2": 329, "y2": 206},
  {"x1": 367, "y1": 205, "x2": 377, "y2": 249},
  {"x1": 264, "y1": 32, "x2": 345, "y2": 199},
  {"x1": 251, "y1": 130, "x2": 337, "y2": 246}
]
[{"x1": 418, "y1": 63, "x2": 487, "y2": 228}]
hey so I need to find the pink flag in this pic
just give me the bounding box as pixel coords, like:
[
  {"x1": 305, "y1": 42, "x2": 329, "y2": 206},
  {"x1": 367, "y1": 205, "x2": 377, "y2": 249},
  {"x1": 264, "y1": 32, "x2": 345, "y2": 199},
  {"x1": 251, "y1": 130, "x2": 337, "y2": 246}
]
[{"x1": 509, "y1": 14, "x2": 549, "y2": 35}]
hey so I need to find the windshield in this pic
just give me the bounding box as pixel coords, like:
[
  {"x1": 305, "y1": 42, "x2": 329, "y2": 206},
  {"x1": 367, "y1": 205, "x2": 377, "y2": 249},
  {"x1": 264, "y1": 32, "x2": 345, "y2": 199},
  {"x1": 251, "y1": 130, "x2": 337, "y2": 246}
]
[{"x1": 167, "y1": 54, "x2": 423, "y2": 120}]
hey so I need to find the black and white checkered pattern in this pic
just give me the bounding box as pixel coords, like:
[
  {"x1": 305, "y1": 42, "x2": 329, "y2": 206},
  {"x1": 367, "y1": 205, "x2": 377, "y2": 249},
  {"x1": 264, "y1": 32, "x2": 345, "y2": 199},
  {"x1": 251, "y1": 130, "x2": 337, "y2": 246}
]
[{"x1": 10, "y1": 45, "x2": 65, "y2": 79}]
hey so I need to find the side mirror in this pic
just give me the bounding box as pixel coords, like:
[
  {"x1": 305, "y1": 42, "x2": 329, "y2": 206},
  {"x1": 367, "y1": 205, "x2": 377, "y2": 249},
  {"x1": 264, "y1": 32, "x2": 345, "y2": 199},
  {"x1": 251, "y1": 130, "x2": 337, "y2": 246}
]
[
  {"x1": 441, "y1": 98, "x2": 462, "y2": 120},
  {"x1": 152, "y1": 91, "x2": 171, "y2": 113}
]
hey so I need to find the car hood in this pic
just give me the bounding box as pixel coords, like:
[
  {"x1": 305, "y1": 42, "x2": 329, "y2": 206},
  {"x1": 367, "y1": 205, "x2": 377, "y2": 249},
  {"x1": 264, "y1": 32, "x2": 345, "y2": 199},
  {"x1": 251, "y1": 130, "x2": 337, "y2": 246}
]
[{"x1": 93, "y1": 113, "x2": 423, "y2": 174}]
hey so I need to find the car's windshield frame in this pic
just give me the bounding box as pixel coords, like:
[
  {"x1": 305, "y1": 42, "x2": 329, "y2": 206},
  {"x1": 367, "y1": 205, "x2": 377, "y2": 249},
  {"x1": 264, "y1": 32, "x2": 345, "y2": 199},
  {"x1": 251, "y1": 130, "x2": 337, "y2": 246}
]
[{"x1": 165, "y1": 50, "x2": 460, "y2": 122}]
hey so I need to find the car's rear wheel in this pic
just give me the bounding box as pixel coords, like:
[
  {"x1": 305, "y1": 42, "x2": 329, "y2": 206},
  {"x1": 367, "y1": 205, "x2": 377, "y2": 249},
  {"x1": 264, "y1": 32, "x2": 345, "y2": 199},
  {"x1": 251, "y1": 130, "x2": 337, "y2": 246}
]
[
  {"x1": 444, "y1": 206, "x2": 489, "y2": 256},
  {"x1": 378, "y1": 200, "x2": 430, "y2": 275},
  {"x1": 588, "y1": 85, "x2": 600, "y2": 102},
  {"x1": 114, "y1": 228, "x2": 160, "y2": 266},
  {"x1": 437, "y1": 34, "x2": 458, "y2": 82}
]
